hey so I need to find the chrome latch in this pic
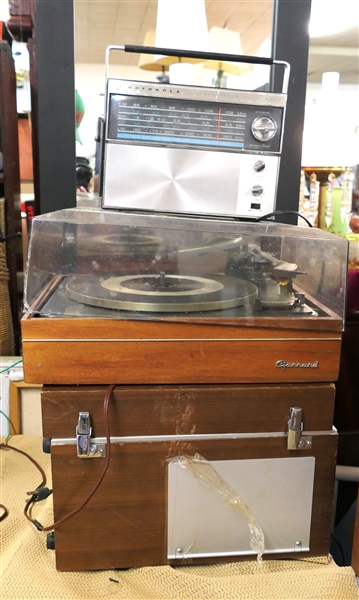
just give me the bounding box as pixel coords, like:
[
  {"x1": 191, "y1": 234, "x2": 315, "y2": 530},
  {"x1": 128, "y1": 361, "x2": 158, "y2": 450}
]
[
  {"x1": 287, "y1": 407, "x2": 312, "y2": 450},
  {"x1": 76, "y1": 412, "x2": 106, "y2": 458}
]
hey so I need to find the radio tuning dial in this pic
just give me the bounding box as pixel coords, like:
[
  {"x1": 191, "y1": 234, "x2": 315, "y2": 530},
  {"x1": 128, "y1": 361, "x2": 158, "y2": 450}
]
[
  {"x1": 251, "y1": 116, "x2": 277, "y2": 142},
  {"x1": 253, "y1": 160, "x2": 266, "y2": 173},
  {"x1": 251, "y1": 185, "x2": 264, "y2": 197}
]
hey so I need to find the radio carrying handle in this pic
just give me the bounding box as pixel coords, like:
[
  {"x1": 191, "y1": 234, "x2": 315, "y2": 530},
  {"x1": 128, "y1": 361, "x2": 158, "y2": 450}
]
[{"x1": 105, "y1": 45, "x2": 290, "y2": 95}]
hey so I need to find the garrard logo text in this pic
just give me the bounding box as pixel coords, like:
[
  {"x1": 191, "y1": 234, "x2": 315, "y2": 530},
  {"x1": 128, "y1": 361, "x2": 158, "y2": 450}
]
[{"x1": 276, "y1": 360, "x2": 319, "y2": 370}]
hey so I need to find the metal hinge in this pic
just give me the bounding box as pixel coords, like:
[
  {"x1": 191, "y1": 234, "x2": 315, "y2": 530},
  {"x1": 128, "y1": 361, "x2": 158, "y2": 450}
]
[
  {"x1": 76, "y1": 412, "x2": 106, "y2": 458},
  {"x1": 287, "y1": 407, "x2": 312, "y2": 450}
]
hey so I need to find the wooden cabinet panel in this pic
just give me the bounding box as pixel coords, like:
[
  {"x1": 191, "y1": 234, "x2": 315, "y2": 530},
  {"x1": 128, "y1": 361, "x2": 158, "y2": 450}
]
[
  {"x1": 49, "y1": 436, "x2": 337, "y2": 571},
  {"x1": 41, "y1": 383, "x2": 336, "y2": 439},
  {"x1": 18, "y1": 116, "x2": 33, "y2": 180},
  {"x1": 42, "y1": 384, "x2": 337, "y2": 571}
]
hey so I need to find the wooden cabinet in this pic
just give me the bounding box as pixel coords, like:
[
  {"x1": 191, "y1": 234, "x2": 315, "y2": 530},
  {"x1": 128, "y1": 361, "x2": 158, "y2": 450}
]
[{"x1": 42, "y1": 383, "x2": 337, "y2": 571}]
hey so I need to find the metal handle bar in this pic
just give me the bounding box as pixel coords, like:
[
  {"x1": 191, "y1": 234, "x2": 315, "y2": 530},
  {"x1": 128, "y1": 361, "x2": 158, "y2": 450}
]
[
  {"x1": 126, "y1": 44, "x2": 274, "y2": 66},
  {"x1": 105, "y1": 45, "x2": 290, "y2": 94}
]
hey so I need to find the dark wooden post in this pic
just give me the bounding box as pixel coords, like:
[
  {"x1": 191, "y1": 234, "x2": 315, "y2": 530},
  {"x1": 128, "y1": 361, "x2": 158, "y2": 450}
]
[{"x1": 0, "y1": 41, "x2": 22, "y2": 353}]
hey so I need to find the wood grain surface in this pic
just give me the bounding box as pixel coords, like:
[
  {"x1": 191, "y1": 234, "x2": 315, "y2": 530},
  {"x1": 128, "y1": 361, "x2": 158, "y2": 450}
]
[
  {"x1": 48, "y1": 435, "x2": 337, "y2": 571},
  {"x1": 41, "y1": 384, "x2": 337, "y2": 571},
  {"x1": 21, "y1": 313, "x2": 343, "y2": 339},
  {"x1": 23, "y1": 334, "x2": 341, "y2": 385},
  {"x1": 41, "y1": 383, "x2": 336, "y2": 439}
]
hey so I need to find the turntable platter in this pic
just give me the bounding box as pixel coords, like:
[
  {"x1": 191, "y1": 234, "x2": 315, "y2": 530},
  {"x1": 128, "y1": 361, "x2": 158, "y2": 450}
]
[
  {"x1": 65, "y1": 273, "x2": 257, "y2": 313},
  {"x1": 77, "y1": 232, "x2": 163, "y2": 254},
  {"x1": 94, "y1": 232, "x2": 162, "y2": 250}
]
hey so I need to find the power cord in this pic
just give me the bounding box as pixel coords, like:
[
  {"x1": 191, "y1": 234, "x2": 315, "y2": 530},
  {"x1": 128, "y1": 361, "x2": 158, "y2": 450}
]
[
  {"x1": 0, "y1": 443, "x2": 49, "y2": 523},
  {"x1": 330, "y1": 532, "x2": 346, "y2": 566},
  {"x1": 0, "y1": 359, "x2": 23, "y2": 375},
  {"x1": 255, "y1": 210, "x2": 313, "y2": 228},
  {"x1": 28, "y1": 383, "x2": 116, "y2": 532},
  {"x1": 0, "y1": 228, "x2": 22, "y2": 243},
  {"x1": 0, "y1": 384, "x2": 116, "y2": 531},
  {"x1": 0, "y1": 409, "x2": 12, "y2": 442},
  {"x1": 0, "y1": 504, "x2": 9, "y2": 522}
]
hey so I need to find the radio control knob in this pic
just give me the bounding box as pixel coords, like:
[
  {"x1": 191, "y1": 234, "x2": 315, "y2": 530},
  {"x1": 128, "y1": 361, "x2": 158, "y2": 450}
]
[
  {"x1": 251, "y1": 116, "x2": 277, "y2": 141},
  {"x1": 251, "y1": 185, "x2": 264, "y2": 197},
  {"x1": 253, "y1": 160, "x2": 266, "y2": 172}
]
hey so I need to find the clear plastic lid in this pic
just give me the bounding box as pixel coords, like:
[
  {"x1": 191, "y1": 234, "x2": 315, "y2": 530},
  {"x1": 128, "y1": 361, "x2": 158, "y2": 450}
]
[{"x1": 24, "y1": 207, "x2": 348, "y2": 331}]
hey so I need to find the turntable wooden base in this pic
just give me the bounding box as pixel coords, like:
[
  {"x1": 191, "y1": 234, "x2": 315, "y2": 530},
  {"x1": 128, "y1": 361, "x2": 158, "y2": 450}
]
[{"x1": 22, "y1": 314, "x2": 342, "y2": 385}]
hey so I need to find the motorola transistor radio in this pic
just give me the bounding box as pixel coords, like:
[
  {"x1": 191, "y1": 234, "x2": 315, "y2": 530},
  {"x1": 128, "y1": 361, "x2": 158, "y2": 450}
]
[{"x1": 100, "y1": 45, "x2": 290, "y2": 219}]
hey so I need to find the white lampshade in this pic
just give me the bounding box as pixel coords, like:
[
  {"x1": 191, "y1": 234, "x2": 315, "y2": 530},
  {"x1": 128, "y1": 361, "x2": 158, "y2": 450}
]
[
  {"x1": 204, "y1": 26, "x2": 247, "y2": 75},
  {"x1": 155, "y1": 0, "x2": 210, "y2": 66},
  {"x1": 310, "y1": 0, "x2": 359, "y2": 37},
  {"x1": 168, "y1": 63, "x2": 194, "y2": 84},
  {"x1": 321, "y1": 71, "x2": 340, "y2": 96}
]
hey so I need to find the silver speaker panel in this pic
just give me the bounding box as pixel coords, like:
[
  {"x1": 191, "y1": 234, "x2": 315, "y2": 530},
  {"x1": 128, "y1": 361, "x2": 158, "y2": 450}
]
[
  {"x1": 102, "y1": 144, "x2": 279, "y2": 218},
  {"x1": 167, "y1": 456, "x2": 315, "y2": 559}
]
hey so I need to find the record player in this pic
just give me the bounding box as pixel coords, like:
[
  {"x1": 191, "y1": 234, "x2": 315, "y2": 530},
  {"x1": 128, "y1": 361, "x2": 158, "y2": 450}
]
[
  {"x1": 22, "y1": 207, "x2": 347, "y2": 385},
  {"x1": 20, "y1": 46, "x2": 349, "y2": 571}
]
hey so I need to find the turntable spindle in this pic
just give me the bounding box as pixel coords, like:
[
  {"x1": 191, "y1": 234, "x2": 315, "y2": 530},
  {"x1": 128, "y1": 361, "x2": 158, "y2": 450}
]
[{"x1": 160, "y1": 271, "x2": 165, "y2": 288}]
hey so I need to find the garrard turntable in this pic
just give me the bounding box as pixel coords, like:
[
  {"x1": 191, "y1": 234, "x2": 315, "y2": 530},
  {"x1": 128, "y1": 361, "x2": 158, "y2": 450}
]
[{"x1": 22, "y1": 208, "x2": 347, "y2": 385}]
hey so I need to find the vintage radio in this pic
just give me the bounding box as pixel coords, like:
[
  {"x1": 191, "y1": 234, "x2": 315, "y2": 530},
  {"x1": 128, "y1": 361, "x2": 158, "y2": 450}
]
[{"x1": 101, "y1": 45, "x2": 289, "y2": 219}]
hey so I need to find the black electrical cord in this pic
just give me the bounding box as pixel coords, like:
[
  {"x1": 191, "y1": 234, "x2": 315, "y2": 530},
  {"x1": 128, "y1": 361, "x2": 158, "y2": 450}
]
[
  {"x1": 255, "y1": 210, "x2": 313, "y2": 228},
  {"x1": 0, "y1": 443, "x2": 48, "y2": 522},
  {"x1": 0, "y1": 504, "x2": 9, "y2": 522},
  {"x1": 330, "y1": 532, "x2": 346, "y2": 567},
  {"x1": 0, "y1": 384, "x2": 115, "y2": 531}
]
